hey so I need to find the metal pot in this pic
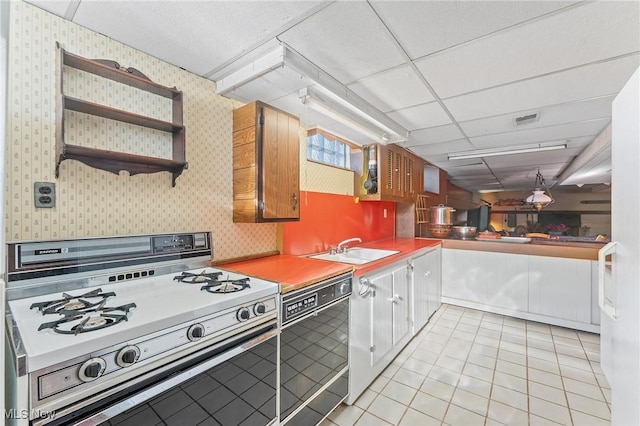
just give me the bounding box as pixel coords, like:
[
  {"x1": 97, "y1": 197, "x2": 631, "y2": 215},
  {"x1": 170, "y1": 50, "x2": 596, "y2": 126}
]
[
  {"x1": 452, "y1": 226, "x2": 477, "y2": 240},
  {"x1": 429, "y1": 204, "x2": 456, "y2": 225}
]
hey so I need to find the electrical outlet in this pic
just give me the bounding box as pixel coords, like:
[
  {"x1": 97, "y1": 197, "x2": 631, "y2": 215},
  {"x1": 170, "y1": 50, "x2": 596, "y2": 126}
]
[{"x1": 34, "y1": 182, "x2": 56, "y2": 208}]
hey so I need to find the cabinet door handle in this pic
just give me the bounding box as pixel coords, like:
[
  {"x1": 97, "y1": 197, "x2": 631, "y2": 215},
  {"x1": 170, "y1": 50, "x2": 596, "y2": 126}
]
[
  {"x1": 388, "y1": 294, "x2": 400, "y2": 303},
  {"x1": 359, "y1": 278, "x2": 373, "y2": 297},
  {"x1": 425, "y1": 271, "x2": 432, "y2": 277},
  {"x1": 598, "y1": 241, "x2": 618, "y2": 320},
  {"x1": 292, "y1": 193, "x2": 298, "y2": 211}
]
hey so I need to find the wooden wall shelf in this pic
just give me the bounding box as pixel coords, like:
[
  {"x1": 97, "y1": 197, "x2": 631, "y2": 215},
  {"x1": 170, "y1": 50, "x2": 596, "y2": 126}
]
[{"x1": 56, "y1": 47, "x2": 187, "y2": 186}]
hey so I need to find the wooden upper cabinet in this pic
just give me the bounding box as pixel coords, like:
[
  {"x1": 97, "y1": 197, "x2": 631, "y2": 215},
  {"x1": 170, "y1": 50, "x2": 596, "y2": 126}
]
[
  {"x1": 232, "y1": 101, "x2": 300, "y2": 223},
  {"x1": 356, "y1": 143, "x2": 425, "y2": 203}
]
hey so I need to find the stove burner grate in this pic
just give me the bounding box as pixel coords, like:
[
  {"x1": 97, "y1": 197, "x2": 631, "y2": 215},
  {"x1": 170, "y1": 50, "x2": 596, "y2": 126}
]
[
  {"x1": 173, "y1": 270, "x2": 223, "y2": 284},
  {"x1": 30, "y1": 288, "x2": 116, "y2": 315},
  {"x1": 201, "y1": 277, "x2": 251, "y2": 294},
  {"x1": 38, "y1": 303, "x2": 137, "y2": 335}
]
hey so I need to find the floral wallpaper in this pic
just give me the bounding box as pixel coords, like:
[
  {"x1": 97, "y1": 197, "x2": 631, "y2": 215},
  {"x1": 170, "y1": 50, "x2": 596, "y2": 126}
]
[{"x1": 5, "y1": 1, "x2": 279, "y2": 261}]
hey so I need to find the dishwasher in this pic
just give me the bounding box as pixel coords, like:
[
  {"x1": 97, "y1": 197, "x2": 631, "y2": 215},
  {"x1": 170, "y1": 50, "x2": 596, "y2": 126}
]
[{"x1": 279, "y1": 271, "x2": 352, "y2": 426}]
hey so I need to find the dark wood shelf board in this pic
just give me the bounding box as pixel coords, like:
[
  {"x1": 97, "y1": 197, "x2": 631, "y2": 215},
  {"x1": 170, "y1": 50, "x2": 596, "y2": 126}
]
[
  {"x1": 62, "y1": 49, "x2": 180, "y2": 99},
  {"x1": 64, "y1": 96, "x2": 183, "y2": 133},
  {"x1": 56, "y1": 144, "x2": 188, "y2": 186}
]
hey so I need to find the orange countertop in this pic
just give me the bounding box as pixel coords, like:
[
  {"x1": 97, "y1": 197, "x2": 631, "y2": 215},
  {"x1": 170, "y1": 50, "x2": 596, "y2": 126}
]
[
  {"x1": 347, "y1": 238, "x2": 441, "y2": 277},
  {"x1": 219, "y1": 255, "x2": 353, "y2": 294},
  {"x1": 439, "y1": 238, "x2": 605, "y2": 260},
  {"x1": 217, "y1": 238, "x2": 442, "y2": 293}
]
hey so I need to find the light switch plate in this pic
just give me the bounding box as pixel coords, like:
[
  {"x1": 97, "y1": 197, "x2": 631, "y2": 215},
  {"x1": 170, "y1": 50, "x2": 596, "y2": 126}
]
[{"x1": 34, "y1": 182, "x2": 56, "y2": 208}]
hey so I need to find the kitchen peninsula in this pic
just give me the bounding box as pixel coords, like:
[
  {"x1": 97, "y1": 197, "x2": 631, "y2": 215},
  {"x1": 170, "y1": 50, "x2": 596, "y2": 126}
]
[{"x1": 436, "y1": 237, "x2": 606, "y2": 333}]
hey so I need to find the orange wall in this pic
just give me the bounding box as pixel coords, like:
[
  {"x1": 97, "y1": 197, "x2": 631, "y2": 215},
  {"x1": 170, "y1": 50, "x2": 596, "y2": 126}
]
[{"x1": 280, "y1": 191, "x2": 395, "y2": 255}]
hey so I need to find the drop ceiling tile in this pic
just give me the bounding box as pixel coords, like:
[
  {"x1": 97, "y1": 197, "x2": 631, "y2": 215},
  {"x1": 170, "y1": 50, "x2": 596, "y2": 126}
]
[
  {"x1": 280, "y1": 2, "x2": 406, "y2": 84},
  {"x1": 347, "y1": 65, "x2": 434, "y2": 112},
  {"x1": 25, "y1": 0, "x2": 73, "y2": 17},
  {"x1": 370, "y1": 1, "x2": 577, "y2": 60},
  {"x1": 224, "y1": 77, "x2": 289, "y2": 105},
  {"x1": 444, "y1": 163, "x2": 492, "y2": 177},
  {"x1": 405, "y1": 124, "x2": 465, "y2": 147},
  {"x1": 387, "y1": 102, "x2": 452, "y2": 131},
  {"x1": 459, "y1": 96, "x2": 615, "y2": 138},
  {"x1": 469, "y1": 120, "x2": 609, "y2": 150},
  {"x1": 415, "y1": 1, "x2": 640, "y2": 98},
  {"x1": 483, "y1": 149, "x2": 581, "y2": 168},
  {"x1": 443, "y1": 54, "x2": 640, "y2": 122},
  {"x1": 410, "y1": 139, "x2": 475, "y2": 157},
  {"x1": 72, "y1": 1, "x2": 324, "y2": 75}
]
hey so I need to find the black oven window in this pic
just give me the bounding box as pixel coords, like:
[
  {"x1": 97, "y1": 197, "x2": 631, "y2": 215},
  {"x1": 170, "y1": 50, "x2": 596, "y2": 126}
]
[
  {"x1": 100, "y1": 335, "x2": 277, "y2": 426},
  {"x1": 280, "y1": 301, "x2": 349, "y2": 421}
]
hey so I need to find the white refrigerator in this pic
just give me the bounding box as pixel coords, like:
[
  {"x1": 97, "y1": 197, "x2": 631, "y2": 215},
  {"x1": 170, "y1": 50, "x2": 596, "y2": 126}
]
[{"x1": 599, "y1": 66, "x2": 640, "y2": 426}]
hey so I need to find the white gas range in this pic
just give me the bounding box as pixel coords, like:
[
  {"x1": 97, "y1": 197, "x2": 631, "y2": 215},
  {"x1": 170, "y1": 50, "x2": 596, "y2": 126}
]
[{"x1": 5, "y1": 232, "x2": 280, "y2": 426}]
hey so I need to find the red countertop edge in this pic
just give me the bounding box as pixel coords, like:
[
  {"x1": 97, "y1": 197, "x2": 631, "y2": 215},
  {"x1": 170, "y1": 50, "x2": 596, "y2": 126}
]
[{"x1": 217, "y1": 238, "x2": 442, "y2": 294}]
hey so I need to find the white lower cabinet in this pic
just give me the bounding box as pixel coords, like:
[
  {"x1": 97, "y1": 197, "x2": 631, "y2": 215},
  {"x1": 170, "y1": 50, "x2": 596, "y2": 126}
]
[
  {"x1": 412, "y1": 248, "x2": 441, "y2": 334},
  {"x1": 441, "y1": 248, "x2": 598, "y2": 332},
  {"x1": 442, "y1": 249, "x2": 527, "y2": 311},
  {"x1": 528, "y1": 255, "x2": 591, "y2": 323},
  {"x1": 348, "y1": 248, "x2": 442, "y2": 404}
]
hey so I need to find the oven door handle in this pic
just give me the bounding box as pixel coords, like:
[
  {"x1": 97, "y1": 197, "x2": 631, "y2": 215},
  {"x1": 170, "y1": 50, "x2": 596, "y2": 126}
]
[{"x1": 71, "y1": 324, "x2": 279, "y2": 426}]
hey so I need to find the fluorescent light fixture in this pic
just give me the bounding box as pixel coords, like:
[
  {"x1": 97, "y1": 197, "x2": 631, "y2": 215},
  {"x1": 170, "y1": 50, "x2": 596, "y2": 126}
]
[
  {"x1": 300, "y1": 87, "x2": 391, "y2": 143},
  {"x1": 310, "y1": 84, "x2": 408, "y2": 141},
  {"x1": 302, "y1": 95, "x2": 384, "y2": 142},
  {"x1": 214, "y1": 42, "x2": 409, "y2": 143},
  {"x1": 448, "y1": 143, "x2": 567, "y2": 161}
]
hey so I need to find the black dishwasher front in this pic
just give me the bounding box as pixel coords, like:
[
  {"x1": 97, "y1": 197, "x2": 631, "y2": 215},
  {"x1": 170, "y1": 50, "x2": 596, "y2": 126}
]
[{"x1": 279, "y1": 272, "x2": 352, "y2": 426}]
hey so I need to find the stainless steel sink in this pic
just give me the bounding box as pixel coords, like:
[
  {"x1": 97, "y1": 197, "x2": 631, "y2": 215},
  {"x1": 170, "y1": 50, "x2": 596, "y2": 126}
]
[{"x1": 308, "y1": 248, "x2": 399, "y2": 264}]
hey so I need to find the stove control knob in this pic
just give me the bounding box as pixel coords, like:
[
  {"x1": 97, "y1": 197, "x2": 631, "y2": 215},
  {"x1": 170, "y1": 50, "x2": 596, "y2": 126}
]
[
  {"x1": 187, "y1": 323, "x2": 205, "y2": 341},
  {"x1": 116, "y1": 345, "x2": 140, "y2": 368},
  {"x1": 338, "y1": 282, "x2": 351, "y2": 296},
  {"x1": 79, "y1": 358, "x2": 106, "y2": 382},
  {"x1": 253, "y1": 302, "x2": 266, "y2": 316},
  {"x1": 237, "y1": 307, "x2": 251, "y2": 321}
]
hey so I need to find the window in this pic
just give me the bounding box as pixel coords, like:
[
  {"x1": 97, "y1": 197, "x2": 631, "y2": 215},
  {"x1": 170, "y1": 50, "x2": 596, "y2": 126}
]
[{"x1": 306, "y1": 129, "x2": 352, "y2": 169}]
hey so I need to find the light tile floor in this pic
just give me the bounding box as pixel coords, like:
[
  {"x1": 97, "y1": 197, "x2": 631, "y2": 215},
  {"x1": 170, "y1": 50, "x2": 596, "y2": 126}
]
[{"x1": 323, "y1": 304, "x2": 610, "y2": 426}]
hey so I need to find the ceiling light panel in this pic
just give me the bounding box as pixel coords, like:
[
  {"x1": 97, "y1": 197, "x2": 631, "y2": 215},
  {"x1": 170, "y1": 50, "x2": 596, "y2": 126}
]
[
  {"x1": 448, "y1": 143, "x2": 567, "y2": 161},
  {"x1": 442, "y1": 55, "x2": 640, "y2": 122}
]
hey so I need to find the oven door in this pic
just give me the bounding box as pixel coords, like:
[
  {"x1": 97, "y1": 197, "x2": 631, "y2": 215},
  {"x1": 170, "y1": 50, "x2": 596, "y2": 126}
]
[
  {"x1": 40, "y1": 321, "x2": 278, "y2": 426},
  {"x1": 280, "y1": 296, "x2": 349, "y2": 425}
]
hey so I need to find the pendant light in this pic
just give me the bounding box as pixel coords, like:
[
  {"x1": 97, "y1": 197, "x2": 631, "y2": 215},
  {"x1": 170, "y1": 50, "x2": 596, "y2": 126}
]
[{"x1": 526, "y1": 168, "x2": 554, "y2": 211}]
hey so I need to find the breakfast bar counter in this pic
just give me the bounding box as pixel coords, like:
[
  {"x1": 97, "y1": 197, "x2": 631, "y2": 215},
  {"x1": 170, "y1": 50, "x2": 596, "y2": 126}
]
[{"x1": 435, "y1": 237, "x2": 606, "y2": 260}]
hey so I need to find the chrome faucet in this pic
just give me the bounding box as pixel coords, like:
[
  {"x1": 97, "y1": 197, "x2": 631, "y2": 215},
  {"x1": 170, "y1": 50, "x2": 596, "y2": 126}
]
[{"x1": 336, "y1": 237, "x2": 362, "y2": 253}]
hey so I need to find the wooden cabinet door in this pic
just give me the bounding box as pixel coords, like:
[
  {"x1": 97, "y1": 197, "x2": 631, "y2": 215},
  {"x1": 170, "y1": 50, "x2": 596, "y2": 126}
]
[
  {"x1": 403, "y1": 153, "x2": 414, "y2": 199},
  {"x1": 260, "y1": 106, "x2": 300, "y2": 220}
]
